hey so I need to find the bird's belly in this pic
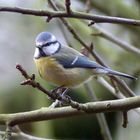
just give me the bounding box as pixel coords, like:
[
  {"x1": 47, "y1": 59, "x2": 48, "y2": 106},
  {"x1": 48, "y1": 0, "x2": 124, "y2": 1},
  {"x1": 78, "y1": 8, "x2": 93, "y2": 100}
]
[
  {"x1": 34, "y1": 57, "x2": 92, "y2": 88},
  {"x1": 46, "y1": 67, "x2": 92, "y2": 87}
]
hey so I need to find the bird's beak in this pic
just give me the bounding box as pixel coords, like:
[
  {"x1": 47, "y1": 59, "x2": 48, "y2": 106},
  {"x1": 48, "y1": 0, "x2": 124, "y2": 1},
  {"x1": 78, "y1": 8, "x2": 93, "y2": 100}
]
[
  {"x1": 36, "y1": 45, "x2": 42, "y2": 49},
  {"x1": 35, "y1": 42, "x2": 43, "y2": 48}
]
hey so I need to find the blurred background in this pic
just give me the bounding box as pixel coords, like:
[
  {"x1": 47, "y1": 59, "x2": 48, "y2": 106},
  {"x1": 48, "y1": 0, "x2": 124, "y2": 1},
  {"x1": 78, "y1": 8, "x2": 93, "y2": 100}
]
[{"x1": 0, "y1": 0, "x2": 140, "y2": 139}]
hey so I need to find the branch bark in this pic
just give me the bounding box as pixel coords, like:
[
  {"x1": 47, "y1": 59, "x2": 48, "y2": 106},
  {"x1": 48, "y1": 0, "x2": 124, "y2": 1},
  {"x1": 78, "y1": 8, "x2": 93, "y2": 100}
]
[
  {"x1": 91, "y1": 25, "x2": 140, "y2": 55},
  {"x1": 0, "y1": 96, "x2": 140, "y2": 126},
  {"x1": 0, "y1": 6, "x2": 140, "y2": 25}
]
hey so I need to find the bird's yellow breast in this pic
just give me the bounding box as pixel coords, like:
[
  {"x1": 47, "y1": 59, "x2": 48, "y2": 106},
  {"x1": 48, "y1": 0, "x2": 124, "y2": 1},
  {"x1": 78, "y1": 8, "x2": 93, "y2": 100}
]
[{"x1": 34, "y1": 57, "x2": 93, "y2": 88}]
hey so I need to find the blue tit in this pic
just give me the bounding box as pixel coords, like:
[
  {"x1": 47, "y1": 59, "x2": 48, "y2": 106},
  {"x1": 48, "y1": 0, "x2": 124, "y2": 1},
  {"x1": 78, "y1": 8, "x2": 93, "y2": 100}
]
[{"x1": 34, "y1": 32, "x2": 136, "y2": 88}]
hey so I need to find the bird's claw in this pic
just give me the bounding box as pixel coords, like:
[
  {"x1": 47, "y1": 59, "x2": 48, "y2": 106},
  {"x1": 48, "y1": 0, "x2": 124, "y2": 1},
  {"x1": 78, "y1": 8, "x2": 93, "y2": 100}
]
[{"x1": 51, "y1": 85, "x2": 65, "y2": 94}]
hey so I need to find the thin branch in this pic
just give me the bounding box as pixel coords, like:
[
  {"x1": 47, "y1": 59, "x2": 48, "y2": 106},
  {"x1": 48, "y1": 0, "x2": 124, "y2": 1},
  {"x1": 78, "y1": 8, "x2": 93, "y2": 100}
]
[
  {"x1": 92, "y1": 50, "x2": 136, "y2": 98},
  {"x1": 81, "y1": 22, "x2": 114, "y2": 140},
  {"x1": 90, "y1": 46, "x2": 136, "y2": 98},
  {"x1": 91, "y1": 25, "x2": 140, "y2": 55},
  {"x1": 112, "y1": 77, "x2": 136, "y2": 97},
  {"x1": 0, "y1": 96, "x2": 140, "y2": 126},
  {"x1": 48, "y1": 0, "x2": 105, "y2": 64},
  {"x1": 60, "y1": 23, "x2": 111, "y2": 140},
  {"x1": 0, "y1": 6, "x2": 140, "y2": 25},
  {"x1": 11, "y1": 125, "x2": 48, "y2": 140},
  {"x1": 65, "y1": 0, "x2": 71, "y2": 14},
  {"x1": 85, "y1": 0, "x2": 92, "y2": 13},
  {"x1": 122, "y1": 111, "x2": 128, "y2": 128},
  {"x1": 0, "y1": 130, "x2": 47, "y2": 140},
  {"x1": 96, "y1": 77, "x2": 124, "y2": 99},
  {"x1": 84, "y1": 83, "x2": 112, "y2": 140},
  {"x1": 16, "y1": 64, "x2": 88, "y2": 111},
  {"x1": 3, "y1": 125, "x2": 12, "y2": 140},
  {"x1": 18, "y1": 132, "x2": 47, "y2": 140},
  {"x1": 71, "y1": 31, "x2": 112, "y2": 139}
]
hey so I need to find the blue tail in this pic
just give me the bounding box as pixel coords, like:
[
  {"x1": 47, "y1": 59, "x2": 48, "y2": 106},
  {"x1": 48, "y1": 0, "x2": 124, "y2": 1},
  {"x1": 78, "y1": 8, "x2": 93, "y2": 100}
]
[{"x1": 105, "y1": 68, "x2": 137, "y2": 80}]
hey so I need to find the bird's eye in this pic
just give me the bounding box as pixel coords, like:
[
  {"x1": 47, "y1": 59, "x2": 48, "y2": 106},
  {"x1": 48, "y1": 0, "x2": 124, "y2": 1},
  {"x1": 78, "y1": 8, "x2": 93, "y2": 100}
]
[
  {"x1": 43, "y1": 42, "x2": 52, "y2": 47},
  {"x1": 40, "y1": 41, "x2": 57, "y2": 48}
]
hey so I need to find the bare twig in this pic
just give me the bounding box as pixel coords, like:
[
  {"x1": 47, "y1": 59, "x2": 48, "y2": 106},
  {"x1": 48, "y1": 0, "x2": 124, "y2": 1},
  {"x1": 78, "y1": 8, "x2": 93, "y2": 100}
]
[
  {"x1": 122, "y1": 111, "x2": 128, "y2": 128},
  {"x1": 91, "y1": 44, "x2": 136, "y2": 98},
  {"x1": 65, "y1": 0, "x2": 71, "y2": 14},
  {"x1": 0, "y1": 96, "x2": 140, "y2": 126},
  {"x1": 3, "y1": 125, "x2": 12, "y2": 140},
  {"x1": 16, "y1": 64, "x2": 55, "y2": 100},
  {"x1": 92, "y1": 50, "x2": 136, "y2": 98},
  {"x1": 91, "y1": 25, "x2": 140, "y2": 55},
  {"x1": 96, "y1": 77, "x2": 124, "y2": 99},
  {"x1": 16, "y1": 64, "x2": 88, "y2": 111},
  {"x1": 0, "y1": 126, "x2": 47, "y2": 140},
  {"x1": 60, "y1": 19, "x2": 112, "y2": 139},
  {"x1": 48, "y1": 0, "x2": 104, "y2": 62},
  {"x1": 85, "y1": 83, "x2": 112, "y2": 140},
  {"x1": 67, "y1": 30, "x2": 112, "y2": 139},
  {"x1": 0, "y1": 6, "x2": 140, "y2": 25},
  {"x1": 85, "y1": 0, "x2": 92, "y2": 13}
]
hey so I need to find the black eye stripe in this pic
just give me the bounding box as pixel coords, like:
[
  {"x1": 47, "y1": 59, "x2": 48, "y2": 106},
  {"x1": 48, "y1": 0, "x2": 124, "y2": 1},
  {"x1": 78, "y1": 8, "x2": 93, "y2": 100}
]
[
  {"x1": 38, "y1": 48, "x2": 46, "y2": 57},
  {"x1": 42, "y1": 41, "x2": 58, "y2": 47}
]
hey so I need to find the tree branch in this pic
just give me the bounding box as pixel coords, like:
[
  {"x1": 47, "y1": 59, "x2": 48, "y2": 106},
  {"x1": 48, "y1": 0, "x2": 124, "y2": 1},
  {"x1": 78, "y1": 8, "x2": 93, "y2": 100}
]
[
  {"x1": 122, "y1": 111, "x2": 128, "y2": 128},
  {"x1": 2, "y1": 63, "x2": 137, "y2": 129},
  {"x1": 84, "y1": 83, "x2": 112, "y2": 140},
  {"x1": 0, "y1": 96, "x2": 140, "y2": 126},
  {"x1": 60, "y1": 20, "x2": 112, "y2": 139},
  {"x1": 91, "y1": 25, "x2": 140, "y2": 55},
  {"x1": 0, "y1": 6, "x2": 140, "y2": 25},
  {"x1": 65, "y1": 0, "x2": 71, "y2": 14},
  {"x1": 16, "y1": 64, "x2": 87, "y2": 111},
  {"x1": 0, "y1": 126, "x2": 48, "y2": 140},
  {"x1": 48, "y1": 0, "x2": 137, "y2": 101}
]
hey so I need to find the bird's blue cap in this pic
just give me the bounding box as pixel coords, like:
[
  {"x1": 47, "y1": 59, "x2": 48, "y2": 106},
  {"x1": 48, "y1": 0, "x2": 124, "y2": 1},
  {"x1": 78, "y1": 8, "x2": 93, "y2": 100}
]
[{"x1": 35, "y1": 32, "x2": 56, "y2": 46}]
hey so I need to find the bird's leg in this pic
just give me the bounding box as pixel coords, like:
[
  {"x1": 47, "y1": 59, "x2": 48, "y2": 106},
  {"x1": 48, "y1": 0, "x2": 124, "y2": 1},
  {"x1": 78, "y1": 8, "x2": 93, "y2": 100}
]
[
  {"x1": 57, "y1": 88, "x2": 71, "y2": 106},
  {"x1": 51, "y1": 85, "x2": 65, "y2": 94},
  {"x1": 49, "y1": 88, "x2": 71, "y2": 108},
  {"x1": 48, "y1": 85, "x2": 65, "y2": 101},
  {"x1": 49, "y1": 99, "x2": 60, "y2": 108},
  {"x1": 61, "y1": 88, "x2": 71, "y2": 101}
]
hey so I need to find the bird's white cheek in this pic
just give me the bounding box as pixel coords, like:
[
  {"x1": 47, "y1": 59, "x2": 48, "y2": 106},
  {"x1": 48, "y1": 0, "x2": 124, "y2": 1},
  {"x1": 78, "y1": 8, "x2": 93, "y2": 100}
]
[
  {"x1": 34, "y1": 48, "x2": 40, "y2": 58},
  {"x1": 43, "y1": 43, "x2": 59, "y2": 55}
]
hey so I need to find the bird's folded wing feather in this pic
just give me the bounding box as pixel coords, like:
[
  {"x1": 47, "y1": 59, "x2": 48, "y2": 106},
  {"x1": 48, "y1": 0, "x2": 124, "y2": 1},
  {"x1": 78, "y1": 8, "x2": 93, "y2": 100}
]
[{"x1": 53, "y1": 54, "x2": 104, "y2": 69}]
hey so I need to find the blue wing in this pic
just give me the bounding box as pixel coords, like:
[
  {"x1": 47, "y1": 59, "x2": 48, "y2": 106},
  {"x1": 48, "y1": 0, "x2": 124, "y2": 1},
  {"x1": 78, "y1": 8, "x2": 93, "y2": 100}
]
[
  {"x1": 55, "y1": 55, "x2": 104, "y2": 69},
  {"x1": 52, "y1": 50, "x2": 136, "y2": 80}
]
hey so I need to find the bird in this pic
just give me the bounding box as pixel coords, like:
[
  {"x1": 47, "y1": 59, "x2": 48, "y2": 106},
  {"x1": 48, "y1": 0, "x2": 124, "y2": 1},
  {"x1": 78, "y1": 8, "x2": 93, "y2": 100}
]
[{"x1": 34, "y1": 32, "x2": 136, "y2": 88}]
